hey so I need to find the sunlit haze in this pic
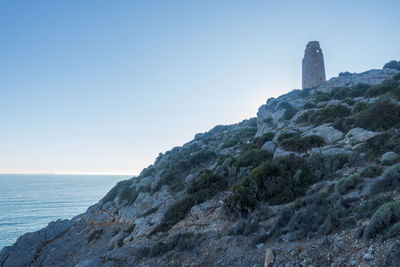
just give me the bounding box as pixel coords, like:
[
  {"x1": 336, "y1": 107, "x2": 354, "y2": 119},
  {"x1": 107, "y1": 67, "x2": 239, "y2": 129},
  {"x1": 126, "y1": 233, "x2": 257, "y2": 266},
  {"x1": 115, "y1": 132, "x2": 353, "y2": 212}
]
[{"x1": 1, "y1": 0, "x2": 399, "y2": 175}]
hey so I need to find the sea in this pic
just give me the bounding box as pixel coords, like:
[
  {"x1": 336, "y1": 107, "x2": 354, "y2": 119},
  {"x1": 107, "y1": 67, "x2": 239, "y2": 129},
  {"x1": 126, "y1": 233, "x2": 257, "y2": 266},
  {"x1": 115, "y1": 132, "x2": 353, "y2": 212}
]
[{"x1": 0, "y1": 174, "x2": 130, "y2": 250}]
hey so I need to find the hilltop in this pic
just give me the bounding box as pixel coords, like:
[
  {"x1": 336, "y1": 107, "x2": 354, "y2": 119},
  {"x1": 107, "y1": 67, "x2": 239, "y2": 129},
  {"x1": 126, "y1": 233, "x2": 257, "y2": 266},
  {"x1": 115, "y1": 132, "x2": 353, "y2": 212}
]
[{"x1": 1, "y1": 61, "x2": 400, "y2": 266}]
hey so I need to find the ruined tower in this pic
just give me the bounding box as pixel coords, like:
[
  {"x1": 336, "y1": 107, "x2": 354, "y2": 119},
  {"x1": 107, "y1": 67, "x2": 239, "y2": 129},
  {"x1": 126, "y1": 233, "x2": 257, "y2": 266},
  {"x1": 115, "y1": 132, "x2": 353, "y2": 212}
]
[{"x1": 302, "y1": 41, "x2": 326, "y2": 89}]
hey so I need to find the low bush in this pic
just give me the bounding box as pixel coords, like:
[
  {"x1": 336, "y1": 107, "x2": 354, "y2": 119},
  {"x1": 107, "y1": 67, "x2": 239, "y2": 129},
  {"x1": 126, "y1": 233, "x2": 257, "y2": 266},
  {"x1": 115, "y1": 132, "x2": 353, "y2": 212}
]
[
  {"x1": 152, "y1": 171, "x2": 226, "y2": 234},
  {"x1": 365, "y1": 80, "x2": 399, "y2": 98},
  {"x1": 296, "y1": 104, "x2": 351, "y2": 125},
  {"x1": 356, "y1": 101, "x2": 400, "y2": 131},
  {"x1": 125, "y1": 224, "x2": 136, "y2": 234},
  {"x1": 370, "y1": 163, "x2": 400, "y2": 194},
  {"x1": 303, "y1": 102, "x2": 316, "y2": 109},
  {"x1": 361, "y1": 164, "x2": 383, "y2": 178},
  {"x1": 235, "y1": 149, "x2": 272, "y2": 168},
  {"x1": 88, "y1": 229, "x2": 104, "y2": 243},
  {"x1": 139, "y1": 232, "x2": 205, "y2": 258},
  {"x1": 187, "y1": 170, "x2": 226, "y2": 194},
  {"x1": 335, "y1": 175, "x2": 362, "y2": 194},
  {"x1": 332, "y1": 117, "x2": 355, "y2": 133},
  {"x1": 357, "y1": 194, "x2": 392, "y2": 219},
  {"x1": 139, "y1": 207, "x2": 158, "y2": 217},
  {"x1": 225, "y1": 157, "x2": 313, "y2": 216},
  {"x1": 102, "y1": 180, "x2": 138, "y2": 205},
  {"x1": 283, "y1": 105, "x2": 298, "y2": 120},
  {"x1": 316, "y1": 92, "x2": 331, "y2": 102},
  {"x1": 363, "y1": 201, "x2": 400, "y2": 239},
  {"x1": 307, "y1": 153, "x2": 350, "y2": 181},
  {"x1": 353, "y1": 102, "x2": 371, "y2": 113},
  {"x1": 330, "y1": 84, "x2": 370, "y2": 100},
  {"x1": 255, "y1": 132, "x2": 275, "y2": 148},
  {"x1": 277, "y1": 131, "x2": 299, "y2": 142},
  {"x1": 273, "y1": 189, "x2": 355, "y2": 239},
  {"x1": 279, "y1": 135, "x2": 325, "y2": 153}
]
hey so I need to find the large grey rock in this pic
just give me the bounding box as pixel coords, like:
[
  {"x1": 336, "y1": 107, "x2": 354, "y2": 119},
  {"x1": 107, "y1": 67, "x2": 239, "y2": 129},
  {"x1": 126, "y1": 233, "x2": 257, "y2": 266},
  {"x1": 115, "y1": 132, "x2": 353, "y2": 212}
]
[
  {"x1": 302, "y1": 123, "x2": 343, "y2": 144},
  {"x1": 261, "y1": 141, "x2": 276, "y2": 153},
  {"x1": 273, "y1": 148, "x2": 300, "y2": 159},
  {"x1": 381, "y1": 152, "x2": 400, "y2": 165},
  {"x1": 256, "y1": 91, "x2": 307, "y2": 137},
  {"x1": 0, "y1": 219, "x2": 73, "y2": 267},
  {"x1": 341, "y1": 127, "x2": 378, "y2": 144}
]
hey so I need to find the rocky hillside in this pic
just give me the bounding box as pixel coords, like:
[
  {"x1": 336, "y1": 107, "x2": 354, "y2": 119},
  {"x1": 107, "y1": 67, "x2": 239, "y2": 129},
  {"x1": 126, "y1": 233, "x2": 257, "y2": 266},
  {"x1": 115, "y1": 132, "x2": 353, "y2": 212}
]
[{"x1": 2, "y1": 61, "x2": 400, "y2": 267}]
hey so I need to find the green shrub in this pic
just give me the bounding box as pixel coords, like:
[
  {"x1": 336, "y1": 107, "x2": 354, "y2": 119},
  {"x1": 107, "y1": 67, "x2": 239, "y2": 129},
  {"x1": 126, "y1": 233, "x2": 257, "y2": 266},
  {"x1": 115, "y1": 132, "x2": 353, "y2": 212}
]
[
  {"x1": 357, "y1": 194, "x2": 392, "y2": 219},
  {"x1": 283, "y1": 105, "x2": 298, "y2": 120},
  {"x1": 277, "y1": 131, "x2": 299, "y2": 142},
  {"x1": 279, "y1": 135, "x2": 325, "y2": 153},
  {"x1": 353, "y1": 102, "x2": 371, "y2": 113},
  {"x1": 152, "y1": 171, "x2": 226, "y2": 234},
  {"x1": 139, "y1": 207, "x2": 158, "y2": 217},
  {"x1": 235, "y1": 149, "x2": 272, "y2": 168},
  {"x1": 316, "y1": 92, "x2": 331, "y2": 102},
  {"x1": 365, "y1": 80, "x2": 399, "y2": 97},
  {"x1": 330, "y1": 87, "x2": 351, "y2": 100},
  {"x1": 296, "y1": 104, "x2": 351, "y2": 125},
  {"x1": 361, "y1": 164, "x2": 383, "y2": 178},
  {"x1": 225, "y1": 157, "x2": 313, "y2": 216},
  {"x1": 307, "y1": 153, "x2": 350, "y2": 180},
  {"x1": 303, "y1": 102, "x2": 316, "y2": 109},
  {"x1": 125, "y1": 224, "x2": 136, "y2": 233},
  {"x1": 255, "y1": 132, "x2": 275, "y2": 148},
  {"x1": 139, "y1": 232, "x2": 205, "y2": 258},
  {"x1": 356, "y1": 101, "x2": 400, "y2": 131},
  {"x1": 344, "y1": 98, "x2": 355, "y2": 106},
  {"x1": 332, "y1": 117, "x2": 354, "y2": 133},
  {"x1": 273, "y1": 190, "x2": 355, "y2": 239},
  {"x1": 363, "y1": 201, "x2": 400, "y2": 239},
  {"x1": 330, "y1": 84, "x2": 370, "y2": 100},
  {"x1": 187, "y1": 170, "x2": 226, "y2": 194},
  {"x1": 370, "y1": 163, "x2": 400, "y2": 194},
  {"x1": 335, "y1": 175, "x2": 362, "y2": 194},
  {"x1": 88, "y1": 229, "x2": 104, "y2": 243},
  {"x1": 393, "y1": 86, "x2": 400, "y2": 100},
  {"x1": 102, "y1": 180, "x2": 138, "y2": 205}
]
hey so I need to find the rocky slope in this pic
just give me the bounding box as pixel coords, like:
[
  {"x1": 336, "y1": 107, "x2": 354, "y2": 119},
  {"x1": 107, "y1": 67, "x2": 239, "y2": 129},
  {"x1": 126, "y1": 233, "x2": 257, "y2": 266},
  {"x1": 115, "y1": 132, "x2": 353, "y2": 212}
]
[{"x1": 2, "y1": 61, "x2": 400, "y2": 267}]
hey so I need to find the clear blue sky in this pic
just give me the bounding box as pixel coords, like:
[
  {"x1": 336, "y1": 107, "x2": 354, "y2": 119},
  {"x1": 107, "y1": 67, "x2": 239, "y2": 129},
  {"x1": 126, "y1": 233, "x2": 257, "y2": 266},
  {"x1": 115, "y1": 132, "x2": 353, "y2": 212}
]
[{"x1": 1, "y1": 0, "x2": 399, "y2": 175}]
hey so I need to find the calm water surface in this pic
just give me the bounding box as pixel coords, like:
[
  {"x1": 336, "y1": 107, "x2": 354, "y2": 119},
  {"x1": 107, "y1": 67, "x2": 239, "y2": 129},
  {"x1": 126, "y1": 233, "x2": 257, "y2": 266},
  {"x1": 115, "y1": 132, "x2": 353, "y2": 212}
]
[{"x1": 0, "y1": 174, "x2": 129, "y2": 249}]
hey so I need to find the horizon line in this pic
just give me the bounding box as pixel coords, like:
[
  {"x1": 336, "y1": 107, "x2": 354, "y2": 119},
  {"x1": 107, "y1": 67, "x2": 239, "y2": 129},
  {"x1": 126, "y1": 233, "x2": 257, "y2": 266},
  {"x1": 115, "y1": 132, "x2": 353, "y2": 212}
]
[{"x1": 0, "y1": 172, "x2": 136, "y2": 176}]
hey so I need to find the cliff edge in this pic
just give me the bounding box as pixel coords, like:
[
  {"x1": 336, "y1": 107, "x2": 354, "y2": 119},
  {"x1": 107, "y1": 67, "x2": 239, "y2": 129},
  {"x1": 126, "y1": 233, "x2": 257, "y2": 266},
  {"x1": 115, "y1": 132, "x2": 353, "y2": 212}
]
[{"x1": 2, "y1": 61, "x2": 400, "y2": 267}]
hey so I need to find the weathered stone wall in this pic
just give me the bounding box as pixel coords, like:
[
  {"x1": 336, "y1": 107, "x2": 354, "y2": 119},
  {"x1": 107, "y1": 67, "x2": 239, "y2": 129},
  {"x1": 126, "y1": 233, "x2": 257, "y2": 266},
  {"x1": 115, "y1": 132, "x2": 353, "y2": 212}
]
[{"x1": 302, "y1": 41, "x2": 326, "y2": 89}]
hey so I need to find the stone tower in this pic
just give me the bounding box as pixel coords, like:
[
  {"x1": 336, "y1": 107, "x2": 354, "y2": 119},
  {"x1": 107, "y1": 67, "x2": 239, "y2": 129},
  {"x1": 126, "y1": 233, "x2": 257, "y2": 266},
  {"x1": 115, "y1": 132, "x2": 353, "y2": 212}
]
[{"x1": 302, "y1": 41, "x2": 326, "y2": 89}]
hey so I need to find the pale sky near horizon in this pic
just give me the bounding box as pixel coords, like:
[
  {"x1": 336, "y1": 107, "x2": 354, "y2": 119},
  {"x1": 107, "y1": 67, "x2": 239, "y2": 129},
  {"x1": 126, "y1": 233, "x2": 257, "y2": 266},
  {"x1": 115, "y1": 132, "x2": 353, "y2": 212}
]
[{"x1": 1, "y1": 0, "x2": 399, "y2": 175}]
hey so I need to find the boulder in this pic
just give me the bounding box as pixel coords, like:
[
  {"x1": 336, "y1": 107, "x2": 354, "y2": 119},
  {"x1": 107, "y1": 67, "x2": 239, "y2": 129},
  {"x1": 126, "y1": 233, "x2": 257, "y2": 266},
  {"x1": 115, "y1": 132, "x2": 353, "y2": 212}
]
[
  {"x1": 273, "y1": 148, "x2": 299, "y2": 159},
  {"x1": 302, "y1": 123, "x2": 343, "y2": 144},
  {"x1": 343, "y1": 128, "x2": 378, "y2": 143},
  {"x1": 261, "y1": 141, "x2": 276, "y2": 153},
  {"x1": 381, "y1": 152, "x2": 400, "y2": 165}
]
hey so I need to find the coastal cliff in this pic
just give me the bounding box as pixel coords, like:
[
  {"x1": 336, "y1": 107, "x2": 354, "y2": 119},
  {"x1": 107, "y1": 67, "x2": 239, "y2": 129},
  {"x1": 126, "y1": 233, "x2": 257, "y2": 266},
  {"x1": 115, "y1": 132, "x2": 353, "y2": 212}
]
[{"x1": 2, "y1": 61, "x2": 400, "y2": 266}]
